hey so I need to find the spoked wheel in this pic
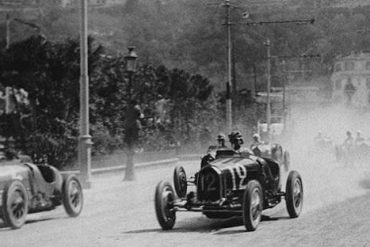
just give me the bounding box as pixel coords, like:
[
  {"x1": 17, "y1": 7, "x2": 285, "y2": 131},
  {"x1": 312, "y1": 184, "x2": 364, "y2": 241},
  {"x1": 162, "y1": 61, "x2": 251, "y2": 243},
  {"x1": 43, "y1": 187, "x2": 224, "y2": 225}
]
[
  {"x1": 242, "y1": 180, "x2": 263, "y2": 231},
  {"x1": 285, "y1": 170, "x2": 303, "y2": 218},
  {"x1": 154, "y1": 181, "x2": 176, "y2": 230},
  {"x1": 2, "y1": 180, "x2": 29, "y2": 229},
  {"x1": 173, "y1": 166, "x2": 187, "y2": 198},
  {"x1": 62, "y1": 175, "x2": 84, "y2": 217}
]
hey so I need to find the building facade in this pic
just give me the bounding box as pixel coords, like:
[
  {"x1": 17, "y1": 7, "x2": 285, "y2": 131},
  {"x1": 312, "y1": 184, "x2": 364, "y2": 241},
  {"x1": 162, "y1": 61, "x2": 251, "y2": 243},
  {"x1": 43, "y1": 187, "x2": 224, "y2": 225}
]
[
  {"x1": 331, "y1": 52, "x2": 370, "y2": 108},
  {"x1": 60, "y1": 0, "x2": 127, "y2": 8}
]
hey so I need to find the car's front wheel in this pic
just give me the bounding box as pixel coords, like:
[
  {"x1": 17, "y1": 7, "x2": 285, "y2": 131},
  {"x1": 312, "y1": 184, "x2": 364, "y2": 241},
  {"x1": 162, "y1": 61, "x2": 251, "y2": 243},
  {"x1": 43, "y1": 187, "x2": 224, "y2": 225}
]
[
  {"x1": 154, "y1": 180, "x2": 176, "y2": 230},
  {"x1": 62, "y1": 174, "x2": 84, "y2": 217},
  {"x1": 173, "y1": 166, "x2": 187, "y2": 198},
  {"x1": 285, "y1": 170, "x2": 303, "y2": 218},
  {"x1": 242, "y1": 180, "x2": 263, "y2": 231},
  {"x1": 1, "y1": 180, "x2": 29, "y2": 229}
]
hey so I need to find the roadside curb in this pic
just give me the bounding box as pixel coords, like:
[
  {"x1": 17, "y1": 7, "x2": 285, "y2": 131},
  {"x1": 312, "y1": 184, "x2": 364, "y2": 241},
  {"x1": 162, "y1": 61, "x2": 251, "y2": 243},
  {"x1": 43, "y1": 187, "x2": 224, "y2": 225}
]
[
  {"x1": 92, "y1": 158, "x2": 179, "y2": 175},
  {"x1": 61, "y1": 158, "x2": 179, "y2": 176}
]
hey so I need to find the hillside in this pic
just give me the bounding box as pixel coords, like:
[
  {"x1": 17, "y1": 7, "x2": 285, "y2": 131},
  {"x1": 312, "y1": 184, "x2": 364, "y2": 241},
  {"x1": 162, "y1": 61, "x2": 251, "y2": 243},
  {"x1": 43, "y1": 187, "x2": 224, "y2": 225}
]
[{"x1": 1, "y1": 0, "x2": 370, "y2": 91}]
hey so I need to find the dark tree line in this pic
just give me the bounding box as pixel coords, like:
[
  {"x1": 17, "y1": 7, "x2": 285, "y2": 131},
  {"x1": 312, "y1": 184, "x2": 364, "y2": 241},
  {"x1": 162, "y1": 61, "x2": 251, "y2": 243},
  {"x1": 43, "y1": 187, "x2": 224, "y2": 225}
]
[{"x1": 0, "y1": 35, "x2": 225, "y2": 168}]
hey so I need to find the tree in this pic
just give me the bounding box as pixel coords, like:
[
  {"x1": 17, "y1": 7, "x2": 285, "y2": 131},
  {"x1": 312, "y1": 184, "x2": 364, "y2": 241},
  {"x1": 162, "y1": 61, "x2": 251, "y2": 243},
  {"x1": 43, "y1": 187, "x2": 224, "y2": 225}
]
[{"x1": 0, "y1": 35, "x2": 103, "y2": 168}]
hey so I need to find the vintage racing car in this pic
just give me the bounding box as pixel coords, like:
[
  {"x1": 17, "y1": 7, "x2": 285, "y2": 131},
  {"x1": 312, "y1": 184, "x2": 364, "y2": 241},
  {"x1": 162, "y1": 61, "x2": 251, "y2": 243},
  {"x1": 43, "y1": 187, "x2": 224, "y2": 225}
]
[
  {"x1": 0, "y1": 159, "x2": 83, "y2": 229},
  {"x1": 335, "y1": 141, "x2": 370, "y2": 165},
  {"x1": 250, "y1": 143, "x2": 290, "y2": 172},
  {"x1": 154, "y1": 149, "x2": 303, "y2": 231}
]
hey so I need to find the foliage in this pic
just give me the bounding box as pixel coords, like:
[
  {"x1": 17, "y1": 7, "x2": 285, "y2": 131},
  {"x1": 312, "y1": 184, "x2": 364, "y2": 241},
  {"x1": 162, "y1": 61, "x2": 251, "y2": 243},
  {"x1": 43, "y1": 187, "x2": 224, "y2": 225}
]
[
  {"x1": 4, "y1": 1, "x2": 370, "y2": 167},
  {"x1": 0, "y1": 35, "x2": 223, "y2": 168},
  {"x1": 0, "y1": 35, "x2": 103, "y2": 168}
]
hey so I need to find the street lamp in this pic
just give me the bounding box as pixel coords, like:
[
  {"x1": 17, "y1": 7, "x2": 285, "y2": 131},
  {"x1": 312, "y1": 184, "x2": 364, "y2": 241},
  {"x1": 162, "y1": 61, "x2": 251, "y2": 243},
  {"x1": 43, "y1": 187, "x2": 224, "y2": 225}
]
[
  {"x1": 123, "y1": 46, "x2": 138, "y2": 181},
  {"x1": 124, "y1": 46, "x2": 138, "y2": 101},
  {"x1": 265, "y1": 38, "x2": 272, "y2": 141},
  {"x1": 79, "y1": 0, "x2": 92, "y2": 189}
]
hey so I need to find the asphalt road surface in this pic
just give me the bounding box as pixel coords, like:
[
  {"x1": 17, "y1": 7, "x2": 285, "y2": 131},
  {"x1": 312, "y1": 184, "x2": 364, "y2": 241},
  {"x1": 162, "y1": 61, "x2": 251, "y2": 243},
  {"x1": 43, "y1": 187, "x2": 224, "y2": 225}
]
[{"x1": 1, "y1": 153, "x2": 370, "y2": 247}]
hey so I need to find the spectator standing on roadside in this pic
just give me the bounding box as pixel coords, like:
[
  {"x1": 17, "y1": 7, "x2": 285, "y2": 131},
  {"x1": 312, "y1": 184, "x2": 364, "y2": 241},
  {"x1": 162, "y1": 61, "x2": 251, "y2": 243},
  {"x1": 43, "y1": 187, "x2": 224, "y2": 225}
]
[
  {"x1": 124, "y1": 100, "x2": 144, "y2": 149},
  {"x1": 343, "y1": 130, "x2": 354, "y2": 150},
  {"x1": 123, "y1": 100, "x2": 144, "y2": 181}
]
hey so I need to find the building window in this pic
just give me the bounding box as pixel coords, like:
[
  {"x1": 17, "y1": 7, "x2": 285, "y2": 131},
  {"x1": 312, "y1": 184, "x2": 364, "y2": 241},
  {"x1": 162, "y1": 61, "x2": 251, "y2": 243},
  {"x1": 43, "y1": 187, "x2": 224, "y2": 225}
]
[
  {"x1": 344, "y1": 61, "x2": 355, "y2": 71},
  {"x1": 366, "y1": 61, "x2": 370, "y2": 70},
  {"x1": 335, "y1": 79, "x2": 342, "y2": 90},
  {"x1": 334, "y1": 63, "x2": 342, "y2": 72}
]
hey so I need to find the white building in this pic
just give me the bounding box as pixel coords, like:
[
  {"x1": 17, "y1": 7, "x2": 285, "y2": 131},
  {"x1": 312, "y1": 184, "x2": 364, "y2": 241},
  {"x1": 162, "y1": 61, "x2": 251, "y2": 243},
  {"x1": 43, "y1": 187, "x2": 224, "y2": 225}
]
[
  {"x1": 331, "y1": 52, "x2": 370, "y2": 108},
  {"x1": 61, "y1": 0, "x2": 127, "y2": 8}
]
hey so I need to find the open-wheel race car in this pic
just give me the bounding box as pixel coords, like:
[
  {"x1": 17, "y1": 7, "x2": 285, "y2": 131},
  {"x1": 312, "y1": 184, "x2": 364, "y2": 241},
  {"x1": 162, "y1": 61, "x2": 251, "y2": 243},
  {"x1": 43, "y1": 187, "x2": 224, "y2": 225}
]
[
  {"x1": 335, "y1": 141, "x2": 370, "y2": 166},
  {"x1": 0, "y1": 159, "x2": 83, "y2": 229},
  {"x1": 154, "y1": 149, "x2": 303, "y2": 231},
  {"x1": 250, "y1": 143, "x2": 290, "y2": 172}
]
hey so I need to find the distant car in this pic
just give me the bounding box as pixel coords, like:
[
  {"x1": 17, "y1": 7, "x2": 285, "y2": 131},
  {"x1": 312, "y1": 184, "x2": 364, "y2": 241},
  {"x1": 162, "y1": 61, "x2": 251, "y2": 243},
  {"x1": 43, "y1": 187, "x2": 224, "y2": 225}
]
[
  {"x1": 335, "y1": 140, "x2": 370, "y2": 165},
  {"x1": 257, "y1": 117, "x2": 285, "y2": 140},
  {"x1": 154, "y1": 149, "x2": 303, "y2": 232},
  {"x1": 313, "y1": 136, "x2": 333, "y2": 152},
  {"x1": 250, "y1": 143, "x2": 290, "y2": 172},
  {"x1": 0, "y1": 159, "x2": 83, "y2": 229}
]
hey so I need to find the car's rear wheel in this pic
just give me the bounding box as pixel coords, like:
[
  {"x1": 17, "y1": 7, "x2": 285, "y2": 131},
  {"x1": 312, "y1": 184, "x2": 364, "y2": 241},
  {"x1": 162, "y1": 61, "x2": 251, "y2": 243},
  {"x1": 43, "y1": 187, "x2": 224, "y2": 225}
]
[
  {"x1": 62, "y1": 175, "x2": 84, "y2": 217},
  {"x1": 285, "y1": 170, "x2": 303, "y2": 218},
  {"x1": 242, "y1": 180, "x2": 263, "y2": 231},
  {"x1": 2, "y1": 180, "x2": 29, "y2": 229},
  {"x1": 155, "y1": 180, "x2": 176, "y2": 230},
  {"x1": 173, "y1": 166, "x2": 187, "y2": 198}
]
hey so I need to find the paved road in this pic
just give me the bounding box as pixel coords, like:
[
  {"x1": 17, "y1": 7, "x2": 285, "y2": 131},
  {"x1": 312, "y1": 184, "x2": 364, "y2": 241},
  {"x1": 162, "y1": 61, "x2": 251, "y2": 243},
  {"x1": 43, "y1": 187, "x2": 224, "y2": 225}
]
[{"x1": 1, "y1": 154, "x2": 370, "y2": 247}]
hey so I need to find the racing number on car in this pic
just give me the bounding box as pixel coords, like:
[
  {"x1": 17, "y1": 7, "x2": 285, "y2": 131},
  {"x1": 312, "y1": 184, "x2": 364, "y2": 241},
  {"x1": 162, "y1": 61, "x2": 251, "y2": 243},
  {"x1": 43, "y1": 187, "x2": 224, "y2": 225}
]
[
  {"x1": 228, "y1": 165, "x2": 247, "y2": 190},
  {"x1": 200, "y1": 173, "x2": 217, "y2": 192}
]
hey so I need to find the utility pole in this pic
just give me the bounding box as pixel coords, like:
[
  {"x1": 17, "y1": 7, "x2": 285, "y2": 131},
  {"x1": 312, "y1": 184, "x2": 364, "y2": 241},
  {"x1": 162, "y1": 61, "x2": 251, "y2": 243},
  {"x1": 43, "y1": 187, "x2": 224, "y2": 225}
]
[
  {"x1": 282, "y1": 60, "x2": 286, "y2": 125},
  {"x1": 79, "y1": 0, "x2": 92, "y2": 189},
  {"x1": 265, "y1": 38, "x2": 271, "y2": 140},
  {"x1": 5, "y1": 13, "x2": 10, "y2": 50},
  {"x1": 224, "y1": 0, "x2": 233, "y2": 134},
  {"x1": 244, "y1": 18, "x2": 314, "y2": 142}
]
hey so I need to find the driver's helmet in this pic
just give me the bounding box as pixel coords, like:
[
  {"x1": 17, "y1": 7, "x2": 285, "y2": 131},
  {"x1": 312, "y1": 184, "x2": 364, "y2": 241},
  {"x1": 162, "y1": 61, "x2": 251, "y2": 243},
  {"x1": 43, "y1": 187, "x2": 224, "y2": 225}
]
[
  {"x1": 252, "y1": 133, "x2": 261, "y2": 142},
  {"x1": 228, "y1": 131, "x2": 244, "y2": 145},
  {"x1": 346, "y1": 130, "x2": 352, "y2": 137},
  {"x1": 217, "y1": 133, "x2": 226, "y2": 142}
]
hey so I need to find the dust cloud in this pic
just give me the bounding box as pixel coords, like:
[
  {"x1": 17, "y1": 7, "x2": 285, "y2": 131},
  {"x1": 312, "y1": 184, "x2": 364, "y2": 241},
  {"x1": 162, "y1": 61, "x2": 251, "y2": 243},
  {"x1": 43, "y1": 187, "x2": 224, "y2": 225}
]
[{"x1": 283, "y1": 104, "x2": 370, "y2": 213}]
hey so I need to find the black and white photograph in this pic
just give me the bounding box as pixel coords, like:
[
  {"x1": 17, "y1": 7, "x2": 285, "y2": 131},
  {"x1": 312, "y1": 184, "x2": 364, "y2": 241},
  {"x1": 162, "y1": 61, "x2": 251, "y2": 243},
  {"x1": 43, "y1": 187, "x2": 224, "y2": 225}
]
[{"x1": 1, "y1": 0, "x2": 370, "y2": 246}]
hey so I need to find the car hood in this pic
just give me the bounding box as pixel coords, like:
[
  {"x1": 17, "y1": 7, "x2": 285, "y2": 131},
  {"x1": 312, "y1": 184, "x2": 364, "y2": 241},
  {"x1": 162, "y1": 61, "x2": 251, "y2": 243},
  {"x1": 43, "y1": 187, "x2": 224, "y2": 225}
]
[
  {"x1": 209, "y1": 156, "x2": 260, "y2": 172},
  {"x1": 0, "y1": 160, "x2": 30, "y2": 181}
]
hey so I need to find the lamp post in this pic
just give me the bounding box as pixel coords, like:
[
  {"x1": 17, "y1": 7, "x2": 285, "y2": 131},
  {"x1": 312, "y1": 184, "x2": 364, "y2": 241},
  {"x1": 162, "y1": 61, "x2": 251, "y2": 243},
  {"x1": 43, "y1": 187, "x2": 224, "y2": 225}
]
[
  {"x1": 221, "y1": 0, "x2": 233, "y2": 134},
  {"x1": 265, "y1": 38, "x2": 272, "y2": 141},
  {"x1": 281, "y1": 60, "x2": 286, "y2": 118},
  {"x1": 79, "y1": 0, "x2": 92, "y2": 189},
  {"x1": 123, "y1": 46, "x2": 138, "y2": 181},
  {"x1": 125, "y1": 46, "x2": 138, "y2": 101}
]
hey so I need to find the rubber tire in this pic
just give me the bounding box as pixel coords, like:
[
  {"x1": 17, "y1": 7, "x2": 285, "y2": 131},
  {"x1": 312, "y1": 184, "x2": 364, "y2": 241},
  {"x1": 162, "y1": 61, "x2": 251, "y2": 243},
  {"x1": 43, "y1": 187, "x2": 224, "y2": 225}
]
[
  {"x1": 173, "y1": 166, "x2": 187, "y2": 198},
  {"x1": 2, "y1": 180, "x2": 29, "y2": 229},
  {"x1": 242, "y1": 180, "x2": 263, "y2": 231},
  {"x1": 62, "y1": 175, "x2": 84, "y2": 217},
  {"x1": 154, "y1": 180, "x2": 176, "y2": 230},
  {"x1": 285, "y1": 170, "x2": 303, "y2": 218}
]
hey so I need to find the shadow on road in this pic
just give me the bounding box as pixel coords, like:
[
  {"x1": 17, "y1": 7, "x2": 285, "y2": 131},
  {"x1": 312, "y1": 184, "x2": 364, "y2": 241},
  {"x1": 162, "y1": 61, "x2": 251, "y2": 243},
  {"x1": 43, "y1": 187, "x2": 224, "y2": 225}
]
[
  {"x1": 359, "y1": 177, "x2": 370, "y2": 190},
  {"x1": 0, "y1": 215, "x2": 66, "y2": 231},
  {"x1": 123, "y1": 214, "x2": 290, "y2": 235}
]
